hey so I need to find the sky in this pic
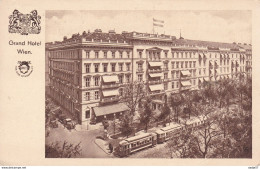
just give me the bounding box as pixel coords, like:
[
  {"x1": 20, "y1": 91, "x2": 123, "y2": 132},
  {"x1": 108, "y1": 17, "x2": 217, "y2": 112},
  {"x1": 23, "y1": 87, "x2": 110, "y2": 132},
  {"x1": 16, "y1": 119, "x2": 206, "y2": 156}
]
[{"x1": 45, "y1": 10, "x2": 252, "y2": 44}]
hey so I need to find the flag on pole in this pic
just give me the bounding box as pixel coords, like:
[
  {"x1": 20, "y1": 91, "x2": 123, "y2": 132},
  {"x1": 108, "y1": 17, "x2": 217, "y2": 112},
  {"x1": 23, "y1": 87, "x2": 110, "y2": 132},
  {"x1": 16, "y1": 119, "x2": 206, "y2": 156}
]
[{"x1": 153, "y1": 18, "x2": 164, "y2": 27}]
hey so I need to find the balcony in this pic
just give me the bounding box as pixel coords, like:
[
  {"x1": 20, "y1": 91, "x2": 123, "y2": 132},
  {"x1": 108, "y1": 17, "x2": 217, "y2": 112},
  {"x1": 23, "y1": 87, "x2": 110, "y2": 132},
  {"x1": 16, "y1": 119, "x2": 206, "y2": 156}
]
[
  {"x1": 180, "y1": 86, "x2": 191, "y2": 91},
  {"x1": 162, "y1": 68, "x2": 169, "y2": 72},
  {"x1": 101, "y1": 83, "x2": 119, "y2": 89},
  {"x1": 100, "y1": 96, "x2": 120, "y2": 104},
  {"x1": 148, "y1": 69, "x2": 162, "y2": 73},
  {"x1": 149, "y1": 80, "x2": 163, "y2": 85},
  {"x1": 136, "y1": 68, "x2": 144, "y2": 73}
]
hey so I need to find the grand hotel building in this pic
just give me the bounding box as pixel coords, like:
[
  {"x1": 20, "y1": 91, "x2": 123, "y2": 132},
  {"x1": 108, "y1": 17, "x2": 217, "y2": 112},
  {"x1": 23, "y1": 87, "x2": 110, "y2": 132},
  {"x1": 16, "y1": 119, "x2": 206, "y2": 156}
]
[{"x1": 45, "y1": 29, "x2": 252, "y2": 124}]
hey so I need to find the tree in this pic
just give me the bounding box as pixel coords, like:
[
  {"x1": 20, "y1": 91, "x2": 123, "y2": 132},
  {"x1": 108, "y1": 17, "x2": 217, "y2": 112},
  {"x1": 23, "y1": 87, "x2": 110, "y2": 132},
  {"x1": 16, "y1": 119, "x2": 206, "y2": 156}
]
[
  {"x1": 170, "y1": 93, "x2": 183, "y2": 123},
  {"x1": 45, "y1": 141, "x2": 82, "y2": 158},
  {"x1": 118, "y1": 113, "x2": 134, "y2": 138},
  {"x1": 166, "y1": 127, "x2": 195, "y2": 158},
  {"x1": 201, "y1": 81, "x2": 216, "y2": 105},
  {"x1": 120, "y1": 81, "x2": 146, "y2": 117},
  {"x1": 181, "y1": 91, "x2": 197, "y2": 119},
  {"x1": 158, "y1": 100, "x2": 171, "y2": 126},
  {"x1": 138, "y1": 100, "x2": 154, "y2": 132},
  {"x1": 190, "y1": 105, "x2": 221, "y2": 158}
]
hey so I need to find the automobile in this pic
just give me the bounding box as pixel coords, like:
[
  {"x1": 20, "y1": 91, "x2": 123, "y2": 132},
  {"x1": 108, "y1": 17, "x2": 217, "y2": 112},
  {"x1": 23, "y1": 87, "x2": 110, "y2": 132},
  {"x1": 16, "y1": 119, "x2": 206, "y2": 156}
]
[
  {"x1": 58, "y1": 115, "x2": 66, "y2": 124},
  {"x1": 50, "y1": 120, "x2": 58, "y2": 128},
  {"x1": 64, "y1": 118, "x2": 75, "y2": 130}
]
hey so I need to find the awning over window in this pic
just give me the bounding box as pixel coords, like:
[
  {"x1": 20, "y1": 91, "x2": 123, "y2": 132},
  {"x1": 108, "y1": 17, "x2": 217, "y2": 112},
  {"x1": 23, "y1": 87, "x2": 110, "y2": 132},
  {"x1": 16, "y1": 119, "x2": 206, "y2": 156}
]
[
  {"x1": 102, "y1": 89, "x2": 119, "y2": 97},
  {"x1": 215, "y1": 69, "x2": 219, "y2": 74},
  {"x1": 149, "y1": 62, "x2": 163, "y2": 67},
  {"x1": 149, "y1": 84, "x2": 164, "y2": 91},
  {"x1": 204, "y1": 77, "x2": 209, "y2": 81},
  {"x1": 149, "y1": 73, "x2": 163, "y2": 78},
  {"x1": 181, "y1": 70, "x2": 191, "y2": 76},
  {"x1": 93, "y1": 103, "x2": 129, "y2": 117},
  {"x1": 103, "y1": 75, "x2": 119, "y2": 83},
  {"x1": 181, "y1": 80, "x2": 191, "y2": 86},
  {"x1": 209, "y1": 61, "x2": 214, "y2": 65},
  {"x1": 199, "y1": 78, "x2": 204, "y2": 83}
]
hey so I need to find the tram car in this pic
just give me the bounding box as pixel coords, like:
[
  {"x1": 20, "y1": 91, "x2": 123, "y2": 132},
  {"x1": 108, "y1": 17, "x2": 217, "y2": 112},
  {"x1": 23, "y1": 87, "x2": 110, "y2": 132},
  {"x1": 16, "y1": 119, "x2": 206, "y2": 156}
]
[
  {"x1": 116, "y1": 132, "x2": 157, "y2": 157},
  {"x1": 115, "y1": 115, "x2": 208, "y2": 157},
  {"x1": 155, "y1": 123, "x2": 182, "y2": 144}
]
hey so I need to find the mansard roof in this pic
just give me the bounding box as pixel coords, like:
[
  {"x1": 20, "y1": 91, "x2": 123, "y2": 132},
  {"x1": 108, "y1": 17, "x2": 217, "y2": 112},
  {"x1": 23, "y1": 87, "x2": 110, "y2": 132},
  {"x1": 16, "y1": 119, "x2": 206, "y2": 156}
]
[{"x1": 172, "y1": 39, "x2": 240, "y2": 50}]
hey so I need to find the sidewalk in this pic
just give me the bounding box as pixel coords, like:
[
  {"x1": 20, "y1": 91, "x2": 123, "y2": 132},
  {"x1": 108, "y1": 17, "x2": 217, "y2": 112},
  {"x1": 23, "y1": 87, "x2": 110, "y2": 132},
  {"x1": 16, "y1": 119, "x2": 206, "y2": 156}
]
[
  {"x1": 75, "y1": 122, "x2": 103, "y2": 131},
  {"x1": 94, "y1": 139, "x2": 112, "y2": 155}
]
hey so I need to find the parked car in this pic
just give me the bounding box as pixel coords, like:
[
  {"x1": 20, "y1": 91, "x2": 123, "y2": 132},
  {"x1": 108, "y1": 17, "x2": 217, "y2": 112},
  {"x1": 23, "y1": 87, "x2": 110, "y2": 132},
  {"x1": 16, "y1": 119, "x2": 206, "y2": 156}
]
[
  {"x1": 58, "y1": 115, "x2": 66, "y2": 124},
  {"x1": 64, "y1": 118, "x2": 75, "y2": 130},
  {"x1": 50, "y1": 120, "x2": 58, "y2": 128}
]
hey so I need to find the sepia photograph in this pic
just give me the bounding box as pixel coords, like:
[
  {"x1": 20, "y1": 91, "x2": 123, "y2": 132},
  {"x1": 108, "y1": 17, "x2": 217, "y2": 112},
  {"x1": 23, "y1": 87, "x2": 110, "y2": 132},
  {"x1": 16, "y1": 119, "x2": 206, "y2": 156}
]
[{"x1": 44, "y1": 10, "x2": 252, "y2": 158}]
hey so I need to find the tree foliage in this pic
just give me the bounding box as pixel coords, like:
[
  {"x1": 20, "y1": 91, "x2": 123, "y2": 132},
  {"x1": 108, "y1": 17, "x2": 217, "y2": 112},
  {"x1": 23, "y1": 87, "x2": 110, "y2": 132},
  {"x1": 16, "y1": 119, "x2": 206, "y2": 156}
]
[
  {"x1": 118, "y1": 113, "x2": 134, "y2": 138},
  {"x1": 120, "y1": 81, "x2": 147, "y2": 116},
  {"x1": 139, "y1": 100, "x2": 154, "y2": 132},
  {"x1": 45, "y1": 141, "x2": 82, "y2": 158}
]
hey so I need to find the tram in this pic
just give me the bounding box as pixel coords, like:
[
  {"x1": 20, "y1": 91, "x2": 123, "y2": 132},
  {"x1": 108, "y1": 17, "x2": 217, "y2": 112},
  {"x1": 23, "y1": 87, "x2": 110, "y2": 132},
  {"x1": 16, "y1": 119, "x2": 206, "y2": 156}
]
[
  {"x1": 116, "y1": 115, "x2": 208, "y2": 157},
  {"x1": 117, "y1": 132, "x2": 157, "y2": 157}
]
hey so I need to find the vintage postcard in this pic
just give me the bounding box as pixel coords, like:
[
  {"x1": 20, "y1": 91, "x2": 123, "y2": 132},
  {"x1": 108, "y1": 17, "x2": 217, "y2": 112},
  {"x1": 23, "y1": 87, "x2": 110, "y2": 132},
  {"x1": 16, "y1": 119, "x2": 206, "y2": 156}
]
[{"x1": 0, "y1": 0, "x2": 260, "y2": 166}]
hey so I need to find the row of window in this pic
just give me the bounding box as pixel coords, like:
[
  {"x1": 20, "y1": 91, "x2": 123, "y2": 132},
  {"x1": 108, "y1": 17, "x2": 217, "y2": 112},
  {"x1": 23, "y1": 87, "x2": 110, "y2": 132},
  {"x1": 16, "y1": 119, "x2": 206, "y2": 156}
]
[
  {"x1": 49, "y1": 50, "x2": 80, "y2": 59},
  {"x1": 51, "y1": 70, "x2": 74, "y2": 83},
  {"x1": 85, "y1": 50, "x2": 131, "y2": 59},
  {"x1": 85, "y1": 75, "x2": 131, "y2": 87},
  {"x1": 85, "y1": 63, "x2": 131, "y2": 73},
  {"x1": 85, "y1": 91, "x2": 100, "y2": 101}
]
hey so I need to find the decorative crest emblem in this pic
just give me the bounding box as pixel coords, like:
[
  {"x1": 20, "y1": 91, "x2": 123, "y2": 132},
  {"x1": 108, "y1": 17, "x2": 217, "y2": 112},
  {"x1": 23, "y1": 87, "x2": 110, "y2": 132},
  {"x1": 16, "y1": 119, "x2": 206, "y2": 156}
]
[
  {"x1": 15, "y1": 61, "x2": 33, "y2": 77},
  {"x1": 9, "y1": 9, "x2": 41, "y2": 35}
]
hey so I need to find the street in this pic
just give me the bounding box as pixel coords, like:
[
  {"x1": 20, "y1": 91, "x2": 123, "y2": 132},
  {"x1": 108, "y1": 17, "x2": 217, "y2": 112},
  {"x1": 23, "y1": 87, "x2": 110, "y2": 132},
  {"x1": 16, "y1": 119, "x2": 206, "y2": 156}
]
[{"x1": 46, "y1": 123, "x2": 113, "y2": 158}]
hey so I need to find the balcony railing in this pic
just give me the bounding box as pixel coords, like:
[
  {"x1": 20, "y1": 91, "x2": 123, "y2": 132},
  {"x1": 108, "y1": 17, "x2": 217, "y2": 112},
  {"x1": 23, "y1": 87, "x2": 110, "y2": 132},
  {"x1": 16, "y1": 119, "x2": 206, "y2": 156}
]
[
  {"x1": 148, "y1": 69, "x2": 162, "y2": 73},
  {"x1": 180, "y1": 86, "x2": 191, "y2": 91},
  {"x1": 136, "y1": 68, "x2": 144, "y2": 73},
  {"x1": 101, "y1": 83, "x2": 119, "y2": 89},
  {"x1": 148, "y1": 80, "x2": 163, "y2": 85},
  {"x1": 100, "y1": 96, "x2": 120, "y2": 103}
]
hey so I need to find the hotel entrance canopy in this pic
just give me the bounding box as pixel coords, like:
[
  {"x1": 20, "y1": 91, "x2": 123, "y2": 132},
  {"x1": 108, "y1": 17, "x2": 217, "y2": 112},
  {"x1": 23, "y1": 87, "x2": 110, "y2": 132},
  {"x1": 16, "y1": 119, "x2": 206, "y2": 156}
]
[{"x1": 93, "y1": 103, "x2": 129, "y2": 117}]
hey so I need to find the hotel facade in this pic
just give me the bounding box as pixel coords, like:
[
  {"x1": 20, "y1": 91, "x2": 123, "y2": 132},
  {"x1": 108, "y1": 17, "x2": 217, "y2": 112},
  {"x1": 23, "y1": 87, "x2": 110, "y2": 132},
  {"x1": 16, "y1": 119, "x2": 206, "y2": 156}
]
[{"x1": 45, "y1": 29, "x2": 252, "y2": 124}]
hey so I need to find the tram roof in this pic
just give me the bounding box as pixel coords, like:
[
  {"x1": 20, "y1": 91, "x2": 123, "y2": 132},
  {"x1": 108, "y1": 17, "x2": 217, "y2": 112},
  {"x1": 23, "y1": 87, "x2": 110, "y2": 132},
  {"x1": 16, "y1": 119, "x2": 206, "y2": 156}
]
[
  {"x1": 160, "y1": 123, "x2": 182, "y2": 132},
  {"x1": 124, "y1": 133, "x2": 151, "y2": 142}
]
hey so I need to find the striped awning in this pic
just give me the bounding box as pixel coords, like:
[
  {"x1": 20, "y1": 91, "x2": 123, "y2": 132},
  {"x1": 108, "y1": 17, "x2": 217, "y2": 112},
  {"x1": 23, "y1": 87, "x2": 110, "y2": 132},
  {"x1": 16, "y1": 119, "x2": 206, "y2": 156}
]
[
  {"x1": 102, "y1": 89, "x2": 119, "y2": 97},
  {"x1": 204, "y1": 77, "x2": 209, "y2": 81},
  {"x1": 149, "y1": 62, "x2": 163, "y2": 67},
  {"x1": 181, "y1": 80, "x2": 191, "y2": 86},
  {"x1": 149, "y1": 73, "x2": 163, "y2": 78},
  {"x1": 103, "y1": 75, "x2": 119, "y2": 83},
  {"x1": 93, "y1": 103, "x2": 129, "y2": 117},
  {"x1": 149, "y1": 84, "x2": 164, "y2": 91},
  {"x1": 181, "y1": 70, "x2": 191, "y2": 76}
]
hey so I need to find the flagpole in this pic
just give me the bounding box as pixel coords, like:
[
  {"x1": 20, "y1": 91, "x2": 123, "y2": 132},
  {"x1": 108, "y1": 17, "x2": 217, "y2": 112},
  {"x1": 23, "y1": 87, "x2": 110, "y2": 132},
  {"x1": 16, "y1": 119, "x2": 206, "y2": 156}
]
[{"x1": 152, "y1": 18, "x2": 154, "y2": 34}]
